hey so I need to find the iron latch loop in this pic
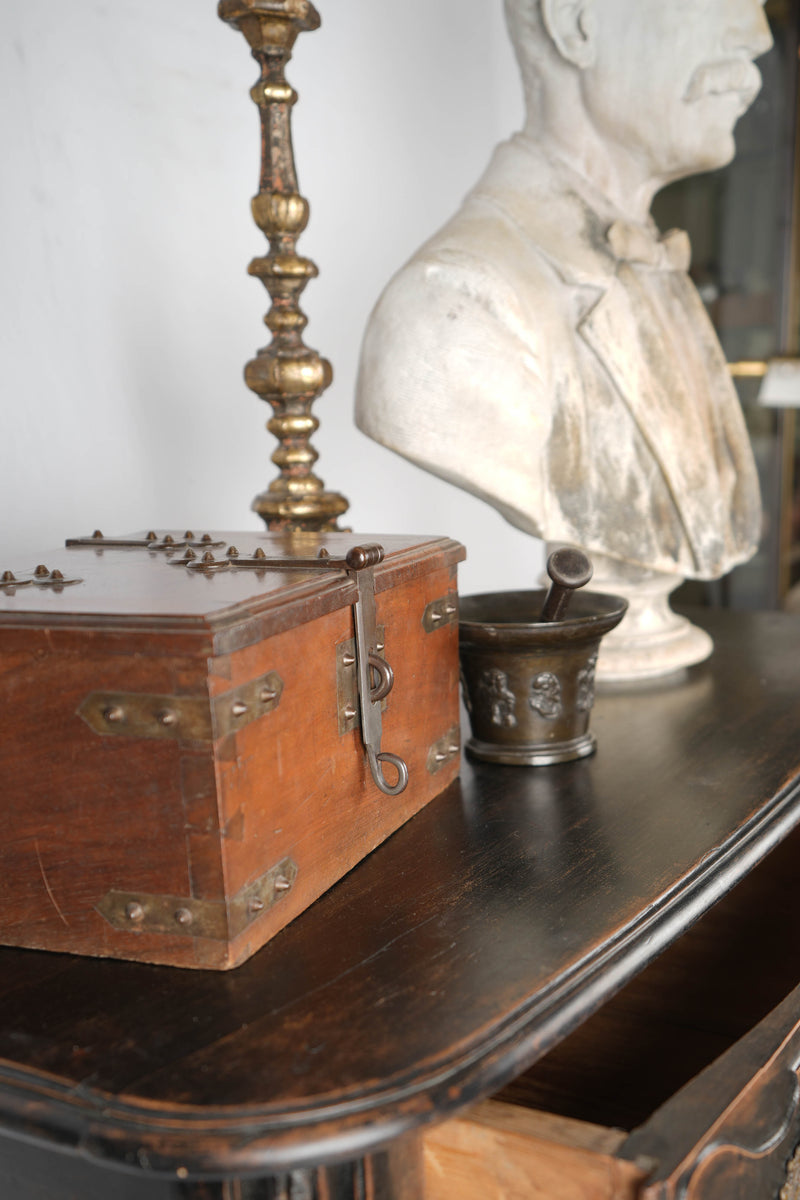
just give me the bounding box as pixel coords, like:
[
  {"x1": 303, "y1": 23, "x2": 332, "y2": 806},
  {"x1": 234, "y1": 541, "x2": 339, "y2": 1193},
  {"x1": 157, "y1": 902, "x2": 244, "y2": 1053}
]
[{"x1": 344, "y1": 546, "x2": 409, "y2": 796}]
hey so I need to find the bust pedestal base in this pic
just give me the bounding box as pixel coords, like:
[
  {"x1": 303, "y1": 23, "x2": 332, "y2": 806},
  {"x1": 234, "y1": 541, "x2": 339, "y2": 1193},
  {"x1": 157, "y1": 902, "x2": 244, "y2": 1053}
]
[{"x1": 563, "y1": 551, "x2": 713, "y2": 683}]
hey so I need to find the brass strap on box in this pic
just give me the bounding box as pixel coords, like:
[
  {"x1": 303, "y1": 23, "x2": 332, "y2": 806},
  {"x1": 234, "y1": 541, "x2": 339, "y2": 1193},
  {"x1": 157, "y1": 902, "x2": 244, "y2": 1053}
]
[
  {"x1": 422, "y1": 594, "x2": 459, "y2": 633},
  {"x1": 66, "y1": 529, "x2": 226, "y2": 552},
  {"x1": 0, "y1": 565, "x2": 83, "y2": 591},
  {"x1": 97, "y1": 856, "x2": 298, "y2": 942},
  {"x1": 426, "y1": 726, "x2": 461, "y2": 777},
  {"x1": 79, "y1": 671, "x2": 283, "y2": 742}
]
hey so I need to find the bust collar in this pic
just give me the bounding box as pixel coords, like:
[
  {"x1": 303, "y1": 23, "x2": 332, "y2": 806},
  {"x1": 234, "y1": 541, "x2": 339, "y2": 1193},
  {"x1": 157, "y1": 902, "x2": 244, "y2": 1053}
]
[{"x1": 471, "y1": 134, "x2": 691, "y2": 285}]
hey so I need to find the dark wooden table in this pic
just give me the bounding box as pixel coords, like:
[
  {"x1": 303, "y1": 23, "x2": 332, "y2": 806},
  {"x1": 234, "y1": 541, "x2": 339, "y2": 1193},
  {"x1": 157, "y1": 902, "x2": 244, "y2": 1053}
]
[{"x1": 1, "y1": 609, "x2": 800, "y2": 1199}]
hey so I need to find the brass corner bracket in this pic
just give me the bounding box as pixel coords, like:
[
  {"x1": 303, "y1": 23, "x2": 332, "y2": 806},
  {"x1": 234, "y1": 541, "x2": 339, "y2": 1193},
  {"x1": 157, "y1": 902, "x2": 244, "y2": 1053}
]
[
  {"x1": 219, "y1": 0, "x2": 349, "y2": 532},
  {"x1": 97, "y1": 856, "x2": 298, "y2": 942}
]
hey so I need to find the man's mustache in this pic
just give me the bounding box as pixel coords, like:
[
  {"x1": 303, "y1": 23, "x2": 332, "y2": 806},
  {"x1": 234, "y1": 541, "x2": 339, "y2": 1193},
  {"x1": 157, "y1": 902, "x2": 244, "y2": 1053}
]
[{"x1": 684, "y1": 58, "x2": 763, "y2": 104}]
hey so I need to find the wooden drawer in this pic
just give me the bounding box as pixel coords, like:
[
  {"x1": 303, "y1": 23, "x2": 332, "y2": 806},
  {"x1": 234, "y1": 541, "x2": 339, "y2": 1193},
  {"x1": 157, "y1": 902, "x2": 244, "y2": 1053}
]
[{"x1": 425, "y1": 825, "x2": 800, "y2": 1199}]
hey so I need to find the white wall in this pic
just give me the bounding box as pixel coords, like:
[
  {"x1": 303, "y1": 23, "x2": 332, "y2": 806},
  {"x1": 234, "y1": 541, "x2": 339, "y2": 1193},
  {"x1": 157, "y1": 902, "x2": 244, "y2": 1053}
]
[{"x1": 0, "y1": 1, "x2": 542, "y2": 594}]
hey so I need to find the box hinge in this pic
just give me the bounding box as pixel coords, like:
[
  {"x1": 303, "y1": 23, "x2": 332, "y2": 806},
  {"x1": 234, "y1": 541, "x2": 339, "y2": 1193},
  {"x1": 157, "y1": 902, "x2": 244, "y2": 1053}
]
[
  {"x1": 96, "y1": 856, "x2": 298, "y2": 941},
  {"x1": 78, "y1": 670, "x2": 283, "y2": 742}
]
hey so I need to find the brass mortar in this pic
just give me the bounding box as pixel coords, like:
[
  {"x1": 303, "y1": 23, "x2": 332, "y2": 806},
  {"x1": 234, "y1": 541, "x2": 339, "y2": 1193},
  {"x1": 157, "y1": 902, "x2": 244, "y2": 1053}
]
[{"x1": 459, "y1": 589, "x2": 628, "y2": 766}]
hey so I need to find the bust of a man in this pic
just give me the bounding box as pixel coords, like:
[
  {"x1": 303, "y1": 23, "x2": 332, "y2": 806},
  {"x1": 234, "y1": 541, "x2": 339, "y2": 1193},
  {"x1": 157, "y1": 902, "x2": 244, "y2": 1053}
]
[{"x1": 355, "y1": 0, "x2": 771, "y2": 586}]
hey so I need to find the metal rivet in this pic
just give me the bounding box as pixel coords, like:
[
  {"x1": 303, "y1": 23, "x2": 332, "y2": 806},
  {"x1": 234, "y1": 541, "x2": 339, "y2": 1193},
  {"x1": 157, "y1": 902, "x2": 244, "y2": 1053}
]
[
  {"x1": 376, "y1": 642, "x2": 385, "y2": 654},
  {"x1": 174, "y1": 907, "x2": 193, "y2": 926},
  {"x1": 344, "y1": 705, "x2": 357, "y2": 720},
  {"x1": 445, "y1": 603, "x2": 457, "y2": 615},
  {"x1": 254, "y1": 547, "x2": 267, "y2": 560},
  {"x1": 183, "y1": 548, "x2": 197, "y2": 562},
  {"x1": 227, "y1": 546, "x2": 240, "y2": 558},
  {"x1": 202, "y1": 551, "x2": 216, "y2": 564},
  {"x1": 34, "y1": 564, "x2": 49, "y2": 577},
  {"x1": 157, "y1": 710, "x2": 177, "y2": 727},
  {"x1": 50, "y1": 569, "x2": 64, "y2": 581},
  {"x1": 126, "y1": 902, "x2": 145, "y2": 923},
  {"x1": 231, "y1": 700, "x2": 248, "y2": 718},
  {"x1": 146, "y1": 531, "x2": 158, "y2": 541},
  {"x1": 429, "y1": 612, "x2": 443, "y2": 623},
  {"x1": 317, "y1": 547, "x2": 330, "y2": 558},
  {"x1": 103, "y1": 705, "x2": 124, "y2": 724},
  {"x1": 248, "y1": 897, "x2": 265, "y2": 914},
  {"x1": 342, "y1": 653, "x2": 356, "y2": 667},
  {"x1": 201, "y1": 534, "x2": 213, "y2": 543},
  {"x1": 259, "y1": 688, "x2": 277, "y2": 704},
  {"x1": 274, "y1": 876, "x2": 292, "y2": 893},
  {"x1": 449, "y1": 743, "x2": 459, "y2": 754},
  {"x1": 1, "y1": 571, "x2": 15, "y2": 583},
  {"x1": 184, "y1": 530, "x2": 195, "y2": 540},
  {"x1": 92, "y1": 530, "x2": 103, "y2": 539},
  {"x1": 434, "y1": 752, "x2": 447, "y2": 763},
  {"x1": 163, "y1": 534, "x2": 175, "y2": 545}
]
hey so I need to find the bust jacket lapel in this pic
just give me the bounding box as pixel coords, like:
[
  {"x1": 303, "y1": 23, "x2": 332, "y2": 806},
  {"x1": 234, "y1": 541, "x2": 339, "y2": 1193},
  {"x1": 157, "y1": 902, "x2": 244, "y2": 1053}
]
[
  {"x1": 578, "y1": 269, "x2": 728, "y2": 575},
  {"x1": 471, "y1": 135, "x2": 746, "y2": 575}
]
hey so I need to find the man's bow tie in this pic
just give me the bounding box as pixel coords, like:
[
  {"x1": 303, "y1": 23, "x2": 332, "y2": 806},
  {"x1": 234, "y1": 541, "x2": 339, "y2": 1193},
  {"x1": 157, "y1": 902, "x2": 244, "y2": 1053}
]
[{"x1": 607, "y1": 220, "x2": 692, "y2": 272}]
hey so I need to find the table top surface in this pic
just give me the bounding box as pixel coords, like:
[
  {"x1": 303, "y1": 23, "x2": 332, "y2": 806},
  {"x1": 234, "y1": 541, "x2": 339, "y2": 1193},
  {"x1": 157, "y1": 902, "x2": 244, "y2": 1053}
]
[{"x1": 1, "y1": 608, "x2": 799, "y2": 1178}]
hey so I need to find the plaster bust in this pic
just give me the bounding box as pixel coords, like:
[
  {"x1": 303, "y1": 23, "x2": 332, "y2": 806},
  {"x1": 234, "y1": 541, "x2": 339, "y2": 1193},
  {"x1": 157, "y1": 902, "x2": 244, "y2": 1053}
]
[{"x1": 355, "y1": 0, "x2": 771, "y2": 586}]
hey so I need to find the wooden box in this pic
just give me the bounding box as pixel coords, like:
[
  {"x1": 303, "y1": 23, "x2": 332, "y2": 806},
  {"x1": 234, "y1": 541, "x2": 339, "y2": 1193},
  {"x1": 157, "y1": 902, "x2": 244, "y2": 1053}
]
[{"x1": 0, "y1": 530, "x2": 464, "y2": 970}]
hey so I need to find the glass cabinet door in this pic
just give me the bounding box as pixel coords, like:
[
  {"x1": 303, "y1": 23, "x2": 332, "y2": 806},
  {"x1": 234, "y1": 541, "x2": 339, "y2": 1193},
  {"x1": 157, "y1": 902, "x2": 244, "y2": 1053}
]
[{"x1": 652, "y1": 0, "x2": 800, "y2": 611}]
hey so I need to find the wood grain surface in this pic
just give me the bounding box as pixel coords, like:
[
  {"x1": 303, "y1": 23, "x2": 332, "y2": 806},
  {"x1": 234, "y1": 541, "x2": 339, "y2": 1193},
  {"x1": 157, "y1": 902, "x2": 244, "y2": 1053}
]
[
  {"x1": 424, "y1": 1101, "x2": 645, "y2": 1200},
  {"x1": 0, "y1": 609, "x2": 798, "y2": 1181}
]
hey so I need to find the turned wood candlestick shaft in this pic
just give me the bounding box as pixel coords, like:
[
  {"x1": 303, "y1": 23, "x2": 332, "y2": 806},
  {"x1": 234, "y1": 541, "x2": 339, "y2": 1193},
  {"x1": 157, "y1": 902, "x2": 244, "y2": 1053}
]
[{"x1": 218, "y1": 0, "x2": 349, "y2": 532}]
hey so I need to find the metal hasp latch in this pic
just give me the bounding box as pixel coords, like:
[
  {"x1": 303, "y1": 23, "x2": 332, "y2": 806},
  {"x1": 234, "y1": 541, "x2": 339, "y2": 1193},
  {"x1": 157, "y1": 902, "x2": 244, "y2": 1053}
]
[
  {"x1": 158, "y1": 539, "x2": 408, "y2": 797},
  {"x1": 344, "y1": 545, "x2": 409, "y2": 797},
  {"x1": 238, "y1": 543, "x2": 409, "y2": 795}
]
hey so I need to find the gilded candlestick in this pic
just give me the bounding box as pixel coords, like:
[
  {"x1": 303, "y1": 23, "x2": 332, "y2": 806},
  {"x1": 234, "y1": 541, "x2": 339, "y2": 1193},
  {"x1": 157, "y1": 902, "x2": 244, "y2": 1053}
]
[{"x1": 219, "y1": 0, "x2": 349, "y2": 531}]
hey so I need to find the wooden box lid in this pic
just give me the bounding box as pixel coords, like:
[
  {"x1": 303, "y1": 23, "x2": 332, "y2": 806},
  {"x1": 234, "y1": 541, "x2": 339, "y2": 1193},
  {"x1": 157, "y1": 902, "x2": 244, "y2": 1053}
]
[{"x1": 0, "y1": 530, "x2": 466, "y2": 653}]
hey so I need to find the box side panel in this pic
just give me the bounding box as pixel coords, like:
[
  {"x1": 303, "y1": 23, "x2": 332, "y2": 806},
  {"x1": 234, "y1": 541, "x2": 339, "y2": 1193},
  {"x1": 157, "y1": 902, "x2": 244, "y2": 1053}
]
[
  {"x1": 214, "y1": 562, "x2": 461, "y2": 967},
  {"x1": 0, "y1": 627, "x2": 229, "y2": 969}
]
